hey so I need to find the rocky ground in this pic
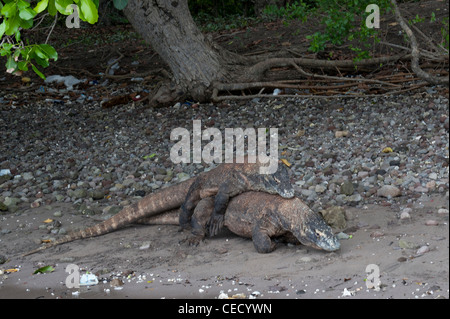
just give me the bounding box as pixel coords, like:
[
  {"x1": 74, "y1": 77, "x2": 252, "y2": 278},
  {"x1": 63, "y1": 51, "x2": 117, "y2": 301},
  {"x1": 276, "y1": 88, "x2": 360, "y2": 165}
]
[
  {"x1": 0, "y1": 79, "x2": 448, "y2": 298},
  {"x1": 0, "y1": 82, "x2": 448, "y2": 213}
]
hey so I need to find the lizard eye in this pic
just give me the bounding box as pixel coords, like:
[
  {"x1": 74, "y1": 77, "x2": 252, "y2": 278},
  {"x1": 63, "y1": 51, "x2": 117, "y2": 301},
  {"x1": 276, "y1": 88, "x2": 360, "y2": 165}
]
[{"x1": 273, "y1": 177, "x2": 280, "y2": 183}]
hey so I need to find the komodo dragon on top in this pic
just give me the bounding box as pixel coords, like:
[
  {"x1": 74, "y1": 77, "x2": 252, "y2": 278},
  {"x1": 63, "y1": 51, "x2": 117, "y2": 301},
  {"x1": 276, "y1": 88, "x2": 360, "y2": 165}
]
[
  {"x1": 23, "y1": 157, "x2": 294, "y2": 256},
  {"x1": 141, "y1": 192, "x2": 341, "y2": 253},
  {"x1": 179, "y1": 156, "x2": 294, "y2": 236}
]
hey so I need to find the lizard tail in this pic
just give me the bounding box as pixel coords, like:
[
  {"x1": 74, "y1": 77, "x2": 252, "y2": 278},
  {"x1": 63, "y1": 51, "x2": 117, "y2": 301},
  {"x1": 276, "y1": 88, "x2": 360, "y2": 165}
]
[{"x1": 22, "y1": 179, "x2": 195, "y2": 256}]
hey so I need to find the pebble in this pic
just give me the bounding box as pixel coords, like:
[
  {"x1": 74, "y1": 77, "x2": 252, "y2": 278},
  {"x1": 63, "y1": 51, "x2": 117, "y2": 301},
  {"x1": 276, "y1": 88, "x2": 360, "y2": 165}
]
[
  {"x1": 370, "y1": 231, "x2": 385, "y2": 238},
  {"x1": 110, "y1": 278, "x2": 124, "y2": 287},
  {"x1": 53, "y1": 211, "x2": 62, "y2": 217},
  {"x1": 414, "y1": 186, "x2": 429, "y2": 193},
  {"x1": 400, "y1": 211, "x2": 411, "y2": 220},
  {"x1": 335, "y1": 130, "x2": 349, "y2": 138},
  {"x1": 377, "y1": 185, "x2": 401, "y2": 198},
  {"x1": 91, "y1": 190, "x2": 106, "y2": 200},
  {"x1": 0, "y1": 202, "x2": 7, "y2": 211},
  {"x1": 0, "y1": 92, "x2": 447, "y2": 219},
  {"x1": 425, "y1": 220, "x2": 439, "y2": 226},
  {"x1": 340, "y1": 181, "x2": 354, "y2": 196},
  {"x1": 320, "y1": 206, "x2": 346, "y2": 229},
  {"x1": 429, "y1": 173, "x2": 438, "y2": 180},
  {"x1": 336, "y1": 232, "x2": 350, "y2": 240},
  {"x1": 415, "y1": 245, "x2": 430, "y2": 256},
  {"x1": 347, "y1": 194, "x2": 362, "y2": 203},
  {"x1": 22, "y1": 172, "x2": 34, "y2": 181}
]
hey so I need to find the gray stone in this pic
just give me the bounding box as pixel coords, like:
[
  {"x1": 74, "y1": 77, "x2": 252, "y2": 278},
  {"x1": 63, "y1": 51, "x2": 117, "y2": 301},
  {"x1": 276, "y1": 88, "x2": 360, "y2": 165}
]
[
  {"x1": 377, "y1": 185, "x2": 401, "y2": 198},
  {"x1": 22, "y1": 172, "x2": 34, "y2": 181},
  {"x1": 340, "y1": 181, "x2": 354, "y2": 196},
  {"x1": 73, "y1": 188, "x2": 87, "y2": 199},
  {"x1": 320, "y1": 206, "x2": 347, "y2": 229}
]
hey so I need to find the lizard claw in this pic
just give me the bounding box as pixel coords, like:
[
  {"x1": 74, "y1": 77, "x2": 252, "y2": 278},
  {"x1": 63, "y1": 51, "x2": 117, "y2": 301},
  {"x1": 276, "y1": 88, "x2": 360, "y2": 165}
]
[
  {"x1": 208, "y1": 213, "x2": 224, "y2": 237},
  {"x1": 179, "y1": 235, "x2": 203, "y2": 246}
]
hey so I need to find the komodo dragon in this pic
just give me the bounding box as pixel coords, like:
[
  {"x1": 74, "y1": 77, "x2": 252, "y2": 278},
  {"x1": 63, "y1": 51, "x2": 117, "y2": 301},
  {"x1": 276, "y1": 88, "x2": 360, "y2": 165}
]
[
  {"x1": 180, "y1": 157, "x2": 294, "y2": 236},
  {"x1": 140, "y1": 192, "x2": 341, "y2": 253},
  {"x1": 23, "y1": 158, "x2": 294, "y2": 256}
]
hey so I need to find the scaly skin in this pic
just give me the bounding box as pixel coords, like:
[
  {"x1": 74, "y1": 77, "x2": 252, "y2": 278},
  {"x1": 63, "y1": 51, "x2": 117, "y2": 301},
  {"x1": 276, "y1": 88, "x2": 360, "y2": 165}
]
[
  {"x1": 141, "y1": 192, "x2": 341, "y2": 253},
  {"x1": 179, "y1": 156, "x2": 294, "y2": 236},
  {"x1": 23, "y1": 159, "x2": 293, "y2": 256}
]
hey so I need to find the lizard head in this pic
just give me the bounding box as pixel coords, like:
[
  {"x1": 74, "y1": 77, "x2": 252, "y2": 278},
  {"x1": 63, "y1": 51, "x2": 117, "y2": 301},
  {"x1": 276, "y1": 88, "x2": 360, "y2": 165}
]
[
  {"x1": 295, "y1": 209, "x2": 340, "y2": 252},
  {"x1": 256, "y1": 164, "x2": 295, "y2": 199}
]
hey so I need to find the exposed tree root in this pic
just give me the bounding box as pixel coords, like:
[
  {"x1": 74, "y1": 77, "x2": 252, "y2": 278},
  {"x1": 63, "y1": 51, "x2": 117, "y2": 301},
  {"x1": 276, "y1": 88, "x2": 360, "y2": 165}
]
[
  {"x1": 391, "y1": 0, "x2": 449, "y2": 85},
  {"x1": 237, "y1": 54, "x2": 411, "y2": 83}
]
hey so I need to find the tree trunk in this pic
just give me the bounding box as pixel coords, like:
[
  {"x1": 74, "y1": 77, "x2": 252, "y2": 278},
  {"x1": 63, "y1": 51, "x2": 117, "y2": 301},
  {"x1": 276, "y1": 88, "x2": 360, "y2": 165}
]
[{"x1": 123, "y1": 0, "x2": 229, "y2": 104}]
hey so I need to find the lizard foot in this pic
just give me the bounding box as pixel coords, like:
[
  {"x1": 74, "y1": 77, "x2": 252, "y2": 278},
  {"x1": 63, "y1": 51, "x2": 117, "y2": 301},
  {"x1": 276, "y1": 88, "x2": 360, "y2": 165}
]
[
  {"x1": 185, "y1": 235, "x2": 204, "y2": 247},
  {"x1": 208, "y1": 213, "x2": 225, "y2": 237}
]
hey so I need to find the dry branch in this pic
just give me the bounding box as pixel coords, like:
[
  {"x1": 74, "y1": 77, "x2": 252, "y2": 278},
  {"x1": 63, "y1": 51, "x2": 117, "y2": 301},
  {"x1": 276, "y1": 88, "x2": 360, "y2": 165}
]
[
  {"x1": 391, "y1": 0, "x2": 449, "y2": 85},
  {"x1": 289, "y1": 62, "x2": 401, "y2": 87},
  {"x1": 239, "y1": 54, "x2": 411, "y2": 82}
]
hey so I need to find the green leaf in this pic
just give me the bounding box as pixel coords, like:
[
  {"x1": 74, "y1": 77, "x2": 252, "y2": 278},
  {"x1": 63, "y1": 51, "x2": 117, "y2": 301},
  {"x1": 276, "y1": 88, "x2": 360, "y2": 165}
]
[
  {"x1": 33, "y1": 46, "x2": 47, "y2": 59},
  {"x1": 1, "y1": 2, "x2": 17, "y2": 18},
  {"x1": 55, "y1": 0, "x2": 73, "y2": 14},
  {"x1": 33, "y1": 55, "x2": 50, "y2": 68},
  {"x1": 18, "y1": 60, "x2": 29, "y2": 71},
  {"x1": 79, "y1": 0, "x2": 98, "y2": 24},
  {"x1": 33, "y1": 265, "x2": 55, "y2": 274},
  {"x1": 19, "y1": 7, "x2": 37, "y2": 20},
  {"x1": 113, "y1": 0, "x2": 128, "y2": 10},
  {"x1": 34, "y1": 0, "x2": 49, "y2": 14},
  {"x1": 0, "y1": 21, "x2": 6, "y2": 39},
  {"x1": 37, "y1": 44, "x2": 58, "y2": 61},
  {"x1": 143, "y1": 153, "x2": 157, "y2": 159},
  {"x1": 31, "y1": 64, "x2": 46, "y2": 79},
  {"x1": 48, "y1": 0, "x2": 57, "y2": 16},
  {"x1": 6, "y1": 55, "x2": 16, "y2": 68},
  {"x1": 20, "y1": 16, "x2": 34, "y2": 29},
  {"x1": 17, "y1": 0, "x2": 31, "y2": 10},
  {"x1": 5, "y1": 14, "x2": 20, "y2": 35},
  {"x1": 20, "y1": 47, "x2": 32, "y2": 60},
  {"x1": 1, "y1": 43, "x2": 13, "y2": 56}
]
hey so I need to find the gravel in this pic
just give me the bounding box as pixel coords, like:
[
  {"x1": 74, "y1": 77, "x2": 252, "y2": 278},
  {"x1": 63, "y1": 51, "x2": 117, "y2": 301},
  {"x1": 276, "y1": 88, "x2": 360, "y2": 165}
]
[{"x1": 0, "y1": 84, "x2": 449, "y2": 216}]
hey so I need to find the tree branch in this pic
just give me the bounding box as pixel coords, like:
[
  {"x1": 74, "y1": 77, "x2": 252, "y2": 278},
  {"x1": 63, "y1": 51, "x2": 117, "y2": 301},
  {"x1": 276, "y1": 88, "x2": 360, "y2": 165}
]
[
  {"x1": 239, "y1": 53, "x2": 411, "y2": 82},
  {"x1": 391, "y1": 0, "x2": 449, "y2": 85}
]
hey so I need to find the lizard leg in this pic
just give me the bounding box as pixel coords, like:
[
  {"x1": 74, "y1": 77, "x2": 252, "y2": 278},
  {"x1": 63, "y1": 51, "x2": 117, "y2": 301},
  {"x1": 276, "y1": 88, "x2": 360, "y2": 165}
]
[
  {"x1": 179, "y1": 182, "x2": 201, "y2": 229},
  {"x1": 208, "y1": 190, "x2": 230, "y2": 237},
  {"x1": 188, "y1": 197, "x2": 214, "y2": 246},
  {"x1": 252, "y1": 226, "x2": 276, "y2": 253}
]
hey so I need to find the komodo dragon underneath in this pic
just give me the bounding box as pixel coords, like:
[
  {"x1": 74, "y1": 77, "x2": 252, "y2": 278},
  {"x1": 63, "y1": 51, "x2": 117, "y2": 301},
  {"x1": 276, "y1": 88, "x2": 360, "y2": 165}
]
[
  {"x1": 140, "y1": 192, "x2": 341, "y2": 253},
  {"x1": 23, "y1": 158, "x2": 294, "y2": 256}
]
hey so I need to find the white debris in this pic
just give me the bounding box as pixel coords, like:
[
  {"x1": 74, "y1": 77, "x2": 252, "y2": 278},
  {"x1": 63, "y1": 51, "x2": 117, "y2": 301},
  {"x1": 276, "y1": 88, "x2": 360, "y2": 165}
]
[
  {"x1": 44, "y1": 75, "x2": 84, "y2": 90},
  {"x1": 79, "y1": 273, "x2": 98, "y2": 286},
  {"x1": 341, "y1": 288, "x2": 355, "y2": 297}
]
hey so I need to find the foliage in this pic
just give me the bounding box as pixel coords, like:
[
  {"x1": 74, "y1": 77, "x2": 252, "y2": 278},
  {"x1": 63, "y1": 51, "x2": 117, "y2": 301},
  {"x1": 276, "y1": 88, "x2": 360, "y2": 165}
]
[
  {"x1": 188, "y1": 0, "x2": 254, "y2": 17},
  {"x1": 0, "y1": 0, "x2": 100, "y2": 79},
  {"x1": 441, "y1": 17, "x2": 449, "y2": 50},
  {"x1": 264, "y1": 0, "x2": 391, "y2": 57},
  {"x1": 262, "y1": 1, "x2": 310, "y2": 23}
]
